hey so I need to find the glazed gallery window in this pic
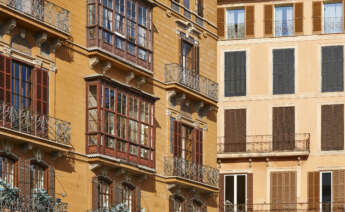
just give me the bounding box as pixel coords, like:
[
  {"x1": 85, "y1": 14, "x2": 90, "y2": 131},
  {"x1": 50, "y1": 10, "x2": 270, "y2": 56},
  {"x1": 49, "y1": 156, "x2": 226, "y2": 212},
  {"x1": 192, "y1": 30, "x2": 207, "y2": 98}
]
[
  {"x1": 0, "y1": 55, "x2": 49, "y2": 114},
  {"x1": 30, "y1": 163, "x2": 46, "y2": 194},
  {"x1": 87, "y1": 0, "x2": 152, "y2": 61},
  {"x1": 275, "y1": 6, "x2": 293, "y2": 37},
  {"x1": 227, "y1": 9, "x2": 245, "y2": 39},
  {"x1": 0, "y1": 157, "x2": 15, "y2": 187},
  {"x1": 86, "y1": 79, "x2": 155, "y2": 167},
  {"x1": 324, "y1": 2, "x2": 343, "y2": 34}
]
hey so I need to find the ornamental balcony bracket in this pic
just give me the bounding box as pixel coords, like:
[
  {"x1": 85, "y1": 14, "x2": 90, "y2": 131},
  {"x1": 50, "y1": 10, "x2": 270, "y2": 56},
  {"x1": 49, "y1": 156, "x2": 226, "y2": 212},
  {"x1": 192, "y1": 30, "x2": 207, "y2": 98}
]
[
  {"x1": 36, "y1": 32, "x2": 48, "y2": 47},
  {"x1": 51, "y1": 39, "x2": 62, "y2": 53},
  {"x1": 198, "y1": 105, "x2": 217, "y2": 118},
  {"x1": 136, "y1": 76, "x2": 146, "y2": 89},
  {"x1": 89, "y1": 57, "x2": 100, "y2": 69},
  {"x1": 125, "y1": 72, "x2": 135, "y2": 84},
  {"x1": 3, "y1": 19, "x2": 16, "y2": 34},
  {"x1": 102, "y1": 61, "x2": 112, "y2": 75}
]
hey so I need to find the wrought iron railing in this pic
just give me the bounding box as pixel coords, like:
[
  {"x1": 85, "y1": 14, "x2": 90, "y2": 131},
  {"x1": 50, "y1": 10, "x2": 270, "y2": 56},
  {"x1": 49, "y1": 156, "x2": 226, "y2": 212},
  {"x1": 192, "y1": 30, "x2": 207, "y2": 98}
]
[
  {"x1": 0, "y1": 102, "x2": 71, "y2": 146},
  {"x1": 227, "y1": 23, "x2": 245, "y2": 39},
  {"x1": 274, "y1": 19, "x2": 294, "y2": 37},
  {"x1": 0, "y1": 0, "x2": 70, "y2": 34},
  {"x1": 165, "y1": 64, "x2": 218, "y2": 101},
  {"x1": 0, "y1": 199, "x2": 68, "y2": 211},
  {"x1": 217, "y1": 133, "x2": 310, "y2": 154},
  {"x1": 164, "y1": 156, "x2": 219, "y2": 187},
  {"x1": 219, "y1": 202, "x2": 345, "y2": 212}
]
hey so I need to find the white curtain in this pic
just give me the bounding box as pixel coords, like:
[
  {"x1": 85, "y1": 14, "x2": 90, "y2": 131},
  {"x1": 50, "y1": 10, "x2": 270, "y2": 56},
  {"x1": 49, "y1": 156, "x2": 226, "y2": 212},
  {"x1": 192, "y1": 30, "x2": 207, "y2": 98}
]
[
  {"x1": 275, "y1": 6, "x2": 293, "y2": 36},
  {"x1": 227, "y1": 9, "x2": 245, "y2": 39},
  {"x1": 324, "y1": 3, "x2": 343, "y2": 33}
]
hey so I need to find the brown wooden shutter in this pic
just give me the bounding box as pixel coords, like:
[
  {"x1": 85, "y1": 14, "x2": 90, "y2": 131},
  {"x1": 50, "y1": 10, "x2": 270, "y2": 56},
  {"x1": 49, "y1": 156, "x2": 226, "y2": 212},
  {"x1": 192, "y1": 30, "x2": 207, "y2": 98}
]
[
  {"x1": 322, "y1": 105, "x2": 344, "y2": 151},
  {"x1": 136, "y1": 186, "x2": 141, "y2": 211},
  {"x1": 273, "y1": 107, "x2": 295, "y2": 151},
  {"x1": 294, "y1": 3, "x2": 304, "y2": 35},
  {"x1": 173, "y1": 120, "x2": 182, "y2": 158},
  {"x1": 247, "y1": 173, "x2": 253, "y2": 211},
  {"x1": 312, "y1": 2, "x2": 322, "y2": 33},
  {"x1": 36, "y1": 69, "x2": 49, "y2": 115},
  {"x1": 0, "y1": 55, "x2": 12, "y2": 105},
  {"x1": 169, "y1": 196, "x2": 175, "y2": 212},
  {"x1": 308, "y1": 172, "x2": 320, "y2": 211},
  {"x1": 92, "y1": 176, "x2": 99, "y2": 209},
  {"x1": 224, "y1": 109, "x2": 246, "y2": 152},
  {"x1": 333, "y1": 170, "x2": 345, "y2": 210},
  {"x1": 290, "y1": 172, "x2": 297, "y2": 205},
  {"x1": 18, "y1": 160, "x2": 25, "y2": 200},
  {"x1": 264, "y1": 5, "x2": 273, "y2": 37},
  {"x1": 270, "y1": 172, "x2": 279, "y2": 210},
  {"x1": 219, "y1": 174, "x2": 224, "y2": 212},
  {"x1": 344, "y1": 0, "x2": 345, "y2": 31},
  {"x1": 245, "y1": 6, "x2": 254, "y2": 37},
  {"x1": 14, "y1": 160, "x2": 18, "y2": 187},
  {"x1": 217, "y1": 8, "x2": 225, "y2": 38},
  {"x1": 48, "y1": 166, "x2": 55, "y2": 200}
]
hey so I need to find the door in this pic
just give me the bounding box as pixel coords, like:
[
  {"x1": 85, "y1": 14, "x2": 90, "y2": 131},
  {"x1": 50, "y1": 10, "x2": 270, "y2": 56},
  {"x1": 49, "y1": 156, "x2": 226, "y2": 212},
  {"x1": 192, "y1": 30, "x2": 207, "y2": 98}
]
[
  {"x1": 225, "y1": 175, "x2": 246, "y2": 212},
  {"x1": 321, "y1": 172, "x2": 332, "y2": 212}
]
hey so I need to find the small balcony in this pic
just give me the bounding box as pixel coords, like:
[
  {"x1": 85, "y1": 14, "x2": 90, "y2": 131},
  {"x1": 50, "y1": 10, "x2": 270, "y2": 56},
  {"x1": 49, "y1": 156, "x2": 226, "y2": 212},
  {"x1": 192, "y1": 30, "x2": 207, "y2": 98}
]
[
  {"x1": 0, "y1": 0, "x2": 70, "y2": 34},
  {"x1": 163, "y1": 156, "x2": 219, "y2": 188},
  {"x1": 217, "y1": 133, "x2": 310, "y2": 159},
  {"x1": 0, "y1": 199, "x2": 68, "y2": 212},
  {"x1": 165, "y1": 64, "x2": 218, "y2": 101},
  {"x1": 0, "y1": 102, "x2": 71, "y2": 148}
]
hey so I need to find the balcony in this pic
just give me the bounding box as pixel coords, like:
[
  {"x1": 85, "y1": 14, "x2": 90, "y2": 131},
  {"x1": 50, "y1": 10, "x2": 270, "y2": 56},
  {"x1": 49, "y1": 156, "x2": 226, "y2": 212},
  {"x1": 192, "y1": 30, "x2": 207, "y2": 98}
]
[
  {"x1": 0, "y1": 0, "x2": 70, "y2": 34},
  {"x1": 0, "y1": 200, "x2": 68, "y2": 212},
  {"x1": 165, "y1": 64, "x2": 218, "y2": 101},
  {"x1": 163, "y1": 156, "x2": 219, "y2": 188},
  {"x1": 0, "y1": 102, "x2": 71, "y2": 148},
  {"x1": 219, "y1": 202, "x2": 342, "y2": 212},
  {"x1": 217, "y1": 133, "x2": 310, "y2": 159}
]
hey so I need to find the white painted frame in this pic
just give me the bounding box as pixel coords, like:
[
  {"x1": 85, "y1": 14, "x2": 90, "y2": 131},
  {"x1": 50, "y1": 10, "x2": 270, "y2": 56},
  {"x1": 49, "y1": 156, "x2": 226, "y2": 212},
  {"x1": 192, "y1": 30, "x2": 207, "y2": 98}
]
[
  {"x1": 224, "y1": 174, "x2": 247, "y2": 212},
  {"x1": 320, "y1": 171, "x2": 333, "y2": 212}
]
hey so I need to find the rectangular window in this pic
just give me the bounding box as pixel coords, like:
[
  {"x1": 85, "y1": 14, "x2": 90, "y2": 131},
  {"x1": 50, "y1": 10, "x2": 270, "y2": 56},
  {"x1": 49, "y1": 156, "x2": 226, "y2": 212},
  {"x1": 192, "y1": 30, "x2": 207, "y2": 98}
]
[
  {"x1": 322, "y1": 46, "x2": 344, "y2": 92},
  {"x1": 273, "y1": 48, "x2": 295, "y2": 94},
  {"x1": 225, "y1": 175, "x2": 246, "y2": 212},
  {"x1": 88, "y1": 4, "x2": 96, "y2": 25},
  {"x1": 272, "y1": 106, "x2": 295, "y2": 151},
  {"x1": 321, "y1": 172, "x2": 332, "y2": 212},
  {"x1": 102, "y1": 2, "x2": 113, "y2": 44},
  {"x1": 12, "y1": 61, "x2": 32, "y2": 110},
  {"x1": 324, "y1": 3, "x2": 343, "y2": 34},
  {"x1": 224, "y1": 51, "x2": 246, "y2": 97},
  {"x1": 30, "y1": 164, "x2": 45, "y2": 194},
  {"x1": 224, "y1": 109, "x2": 246, "y2": 153},
  {"x1": 0, "y1": 157, "x2": 15, "y2": 187},
  {"x1": 115, "y1": 0, "x2": 125, "y2": 33},
  {"x1": 275, "y1": 6, "x2": 294, "y2": 37},
  {"x1": 321, "y1": 104, "x2": 344, "y2": 151},
  {"x1": 196, "y1": 0, "x2": 203, "y2": 17},
  {"x1": 227, "y1": 9, "x2": 245, "y2": 39},
  {"x1": 270, "y1": 172, "x2": 297, "y2": 210}
]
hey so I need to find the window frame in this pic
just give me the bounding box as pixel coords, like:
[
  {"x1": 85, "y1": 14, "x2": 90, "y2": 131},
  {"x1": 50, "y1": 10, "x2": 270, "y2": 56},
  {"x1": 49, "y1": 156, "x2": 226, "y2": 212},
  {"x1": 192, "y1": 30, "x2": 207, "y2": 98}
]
[
  {"x1": 226, "y1": 8, "x2": 246, "y2": 40},
  {"x1": 323, "y1": 2, "x2": 343, "y2": 34},
  {"x1": 320, "y1": 171, "x2": 332, "y2": 212},
  {"x1": 274, "y1": 5, "x2": 294, "y2": 37},
  {"x1": 30, "y1": 162, "x2": 47, "y2": 194},
  {"x1": 224, "y1": 174, "x2": 247, "y2": 212},
  {"x1": 0, "y1": 156, "x2": 16, "y2": 188}
]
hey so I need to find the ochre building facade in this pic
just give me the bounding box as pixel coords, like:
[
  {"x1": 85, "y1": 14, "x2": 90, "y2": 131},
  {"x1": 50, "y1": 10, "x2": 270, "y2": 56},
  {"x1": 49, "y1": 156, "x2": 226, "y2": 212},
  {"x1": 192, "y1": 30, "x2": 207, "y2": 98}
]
[
  {"x1": 218, "y1": 0, "x2": 345, "y2": 211},
  {"x1": 0, "y1": 0, "x2": 218, "y2": 211}
]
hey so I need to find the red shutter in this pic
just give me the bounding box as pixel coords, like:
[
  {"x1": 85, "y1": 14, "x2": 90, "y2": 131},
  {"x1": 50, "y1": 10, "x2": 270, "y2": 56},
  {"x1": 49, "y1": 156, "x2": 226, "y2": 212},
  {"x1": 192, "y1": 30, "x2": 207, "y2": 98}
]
[
  {"x1": 173, "y1": 120, "x2": 182, "y2": 158},
  {"x1": 92, "y1": 176, "x2": 99, "y2": 209},
  {"x1": 35, "y1": 69, "x2": 49, "y2": 115},
  {"x1": 247, "y1": 173, "x2": 253, "y2": 211},
  {"x1": 219, "y1": 174, "x2": 224, "y2": 212}
]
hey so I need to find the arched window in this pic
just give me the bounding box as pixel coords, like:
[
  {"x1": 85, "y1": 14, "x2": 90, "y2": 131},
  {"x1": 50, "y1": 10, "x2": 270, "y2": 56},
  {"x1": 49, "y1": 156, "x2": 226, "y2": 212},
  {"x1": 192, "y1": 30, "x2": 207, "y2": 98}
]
[
  {"x1": 0, "y1": 156, "x2": 16, "y2": 187},
  {"x1": 30, "y1": 162, "x2": 46, "y2": 194},
  {"x1": 122, "y1": 183, "x2": 134, "y2": 211},
  {"x1": 169, "y1": 195, "x2": 185, "y2": 212},
  {"x1": 98, "y1": 178, "x2": 111, "y2": 208}
]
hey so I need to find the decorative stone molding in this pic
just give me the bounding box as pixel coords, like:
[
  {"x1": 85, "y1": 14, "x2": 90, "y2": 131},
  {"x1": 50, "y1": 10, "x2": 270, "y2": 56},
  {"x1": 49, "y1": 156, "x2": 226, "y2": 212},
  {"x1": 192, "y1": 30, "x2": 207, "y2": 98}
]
[
  {"x1": 35, "y1": 150, "x2": 42, "y2": 162},
  {"x1": 198, "y1": 105, "x2": 217, "y2": 118},
  {"x1": 137, "y1": 174, "x2": 148, "y2": 183},
  {"x1": 89, "y1": 57, "x2": 99, "y2": 69},
  {"x1": 125, "y1": 72, "x2": 135, "y2": 84},
  {"x1": 167, "y1": 90, "x2": 177, "y2": 106},
  {"x1": 36, "y1": 32, "x2": 48, "y2": 47},
  {"x1": 102, "y1": 61, "x2": 112, "y2": 74},
  {"x1": 50, "y1": 64, "x2": 57, "y2": 72},
  {"x1": 166, "y1": 9, "x2": 172, "y2": 17},
  {"x1": 50, "y1": 151, "x2": 63, "y2": 161},
  {"x1": 194, "y1": 101, "x2": 204, "y2": 114},
  {"x1": 136, "y1": 76, "x2": 146, "y2": 89},
  {"x1": 20, "y1": 29, "x2": 26, "y2": 39},
  {"x1": 3, "y1": 47, "x2": 11, "y2": 56},
  {"x1": 33, "y1": 59, "x2": 43, "y2": 67},
  {"x1": 174, "y1": 93, "x2": 186, "y2": 105},
  {"x1": 4, "y1": 19, "x2": 16, "y2": 34},
  {"x1": 90, "y1": 163, "x2": 102, "y2": 171},
  {"x1": 20, "y1": 143, "x2": 33, "y2": 152},
  {"x1": 114, "y1": 168, "x2": 127, "y2": 177},
  {"x1": 176, "y1": 114, "x2": 182, "y2": 121},
  {"x1": 167, "y1": 184, "x2": 176, "y2": 191},
  {"x1": 3, "y1": 143, "x2": 12, "y2": 154}
]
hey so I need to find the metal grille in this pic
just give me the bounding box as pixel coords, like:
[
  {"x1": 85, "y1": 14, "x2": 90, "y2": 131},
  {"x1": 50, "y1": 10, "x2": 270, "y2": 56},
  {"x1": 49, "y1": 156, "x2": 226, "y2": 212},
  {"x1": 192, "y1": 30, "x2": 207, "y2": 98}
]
[
  {"x1": 0, "y1": 0, "x2": 70, "y2": 34},
  {"x1": 0, "y1": 199, "x2": 68, "y2": 212},
  {"x1": 165, "y1": 63, "x2": 218, "y2": 101},
  {"x1": 0, "y1": 102, "x2": 71, "y2": 145},
  {"x1": 163, "y1": 156, "x2": 219, "y2": 187}
]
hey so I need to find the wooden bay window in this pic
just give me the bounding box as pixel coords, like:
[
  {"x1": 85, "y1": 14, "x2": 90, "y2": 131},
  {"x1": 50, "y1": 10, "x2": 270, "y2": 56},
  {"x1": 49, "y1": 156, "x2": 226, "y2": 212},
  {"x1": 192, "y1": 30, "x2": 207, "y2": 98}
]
[{"x1": 86, "y1": 77, "x2": 156, "y2": 168}]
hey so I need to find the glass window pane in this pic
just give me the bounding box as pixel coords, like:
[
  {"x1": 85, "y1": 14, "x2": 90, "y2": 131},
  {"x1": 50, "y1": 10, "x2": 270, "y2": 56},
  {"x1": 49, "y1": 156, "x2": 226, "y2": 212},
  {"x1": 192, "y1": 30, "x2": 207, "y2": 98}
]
[
  {"x1": 275, "y1": 6, "x2": 293, "y2": 37},
  {"x1": 88, "y1": 109, "x2": 98, "y2": 131},
  {"x1": 227, "y1": 9, "x2": 245, "y2": 39},
  {"x1": 225, "y1": 176, "x2": 234, "y2": 204},
  {"x1": 324, "y1": 3, "x2": 343, "y2": 34}
]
